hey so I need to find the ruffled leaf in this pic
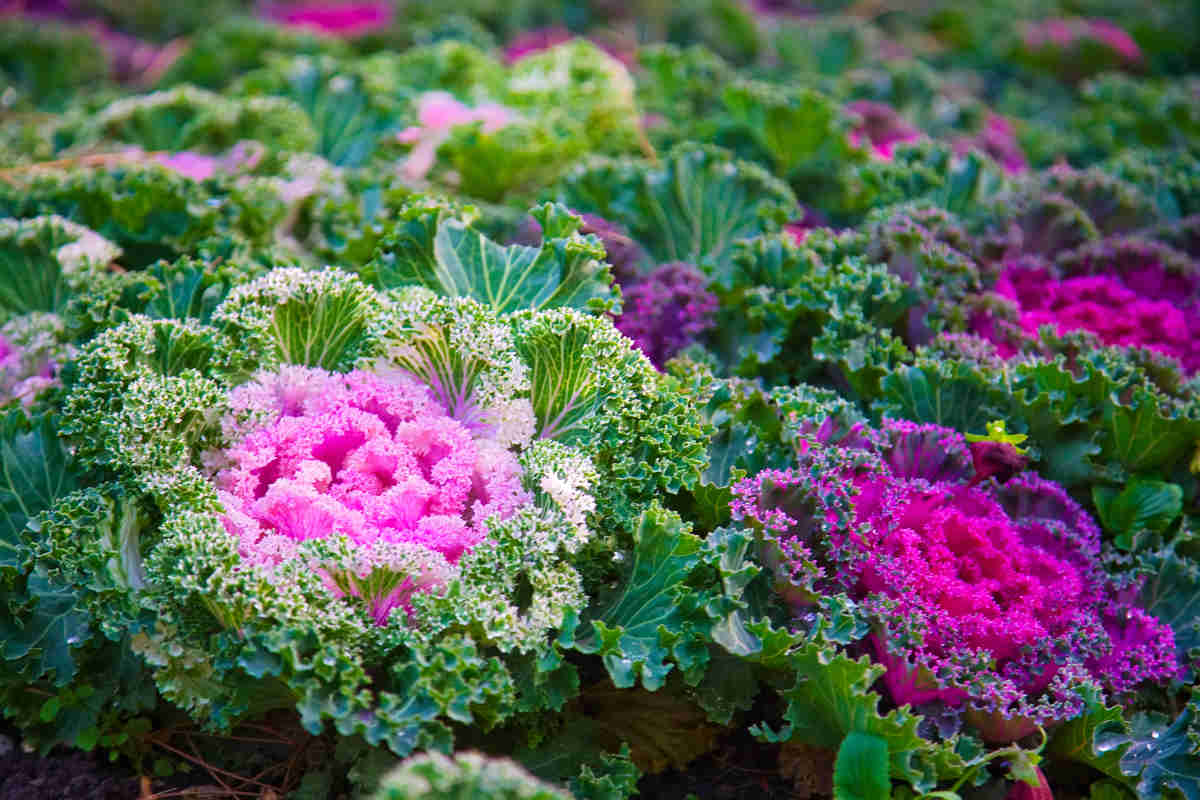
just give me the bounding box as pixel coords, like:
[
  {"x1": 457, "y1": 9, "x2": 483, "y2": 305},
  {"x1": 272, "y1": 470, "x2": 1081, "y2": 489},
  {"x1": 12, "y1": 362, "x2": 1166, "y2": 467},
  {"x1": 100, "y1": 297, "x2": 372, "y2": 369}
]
[
  {"x1": 213, "y1": 267, "x2": 384, "y2": 374},
  {"x1": 0, "y1": 217, "x2": 119, "y2": 319},
  {"x1": 755, "y1": 640, "x2": 932, "y2": 787},
  {"x1": 1118, "y1": 700, "x2": 1200, "y2": 800},
  {"x1": 562, "y1": 504, "x2": 714, "y2": 690},
  {"x1": 1047, "y1": 692, "x2": 1129, "y2": 782},
  {"x1": 0, "y1": 568, "x2": 88, "y2": 686}
]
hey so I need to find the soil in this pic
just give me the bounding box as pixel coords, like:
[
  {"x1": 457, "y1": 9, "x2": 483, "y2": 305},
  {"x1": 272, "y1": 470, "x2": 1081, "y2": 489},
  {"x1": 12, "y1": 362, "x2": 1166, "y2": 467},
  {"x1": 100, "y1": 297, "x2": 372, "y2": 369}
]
[{"x1": 0, "y1": 729, "x2": 138, "y2": 800}]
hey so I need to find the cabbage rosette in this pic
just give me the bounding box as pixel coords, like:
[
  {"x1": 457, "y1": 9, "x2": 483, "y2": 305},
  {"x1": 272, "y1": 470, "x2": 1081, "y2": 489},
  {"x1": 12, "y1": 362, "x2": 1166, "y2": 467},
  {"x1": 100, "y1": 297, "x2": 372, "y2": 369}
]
[
  {"x1": 732, "y1": 418, "x2": 1177, "y2": 742},
  {"x1": 46, "y1": 265, "x2": 708, "y2": 756}
]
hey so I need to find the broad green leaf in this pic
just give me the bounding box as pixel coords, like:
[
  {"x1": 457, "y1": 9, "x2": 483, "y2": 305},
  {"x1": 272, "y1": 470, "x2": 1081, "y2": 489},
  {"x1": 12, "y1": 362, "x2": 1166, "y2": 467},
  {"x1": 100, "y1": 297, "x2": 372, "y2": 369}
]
[
  {"x1": 875, "y1": 362, "x2": 1008, "y2": 434},
  {"x1": 835, "y1": 732, "x2": 891, "y2": 800},
  {"x1": 721, "y1": 81, "x2": 852, "y2": 178},
  {"x1": 371, "y1": 201, "x2": 464, "y2": 291},
  {"x1": 433, "y1": 206, "x2": 617, "y2": 314},
  {"x1": 0, "y1": 413, "x2": 79, "y2": 566},
  {"x1": 755, "y1": 641, "x2": 938, "y2": 788},
  {"x1": 1092, "y1": 479, "x2": 1183, "y2": 547},
  {"x1": 140, "y1": 257, "x2": 236, "y2": 324},
  {"x1": 233, "y1": 54, "x2": 396, "y2": 167},
  {"x1": 0, "y1": 217, "x2": 119, "y2": 318},
  {"x1": 559, "y1": 144, "x2": 795, "y2": 276},
  {"x1": 0, "y1": 569, "x2": 89, "y2": 685},
  {"x1": 1103, "y1": 386, "x2": 1200, "y2": 474},
  {"x1": 1138, "y1": 542, "x2": 1200, "y2": 680},
  {"x1": 373, "y1": 203, "x2": 618, "y2": 314}
]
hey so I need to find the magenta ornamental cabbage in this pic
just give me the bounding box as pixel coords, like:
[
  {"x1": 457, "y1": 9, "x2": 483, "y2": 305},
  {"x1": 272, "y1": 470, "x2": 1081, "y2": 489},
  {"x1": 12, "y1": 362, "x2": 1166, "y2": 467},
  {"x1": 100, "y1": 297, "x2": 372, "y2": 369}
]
[
  {"x1": 980, "y1": 262, "x2": 1200, "y2": 371},
  {"x1": 261, "y1": 1, "x2": 393, "y2": 36},
  {"x1": 504, "y1": 27, "x2": 575, "y2": 63},
  {"x1": 732, "y1": 419, "x2": 1177, "y2": 740},
  {"x1": 216, "y1": 366, "x2": 530, "y2": 624}
]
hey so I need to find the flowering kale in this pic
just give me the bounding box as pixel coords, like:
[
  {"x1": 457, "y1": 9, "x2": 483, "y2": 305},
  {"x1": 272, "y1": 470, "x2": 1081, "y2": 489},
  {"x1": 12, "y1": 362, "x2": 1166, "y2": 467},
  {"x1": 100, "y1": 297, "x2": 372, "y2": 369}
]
[
  {"x1": 963, "y1": 166, "x2": 1200, "y2": 371},
  {"x1": 374, "y1": 751, "x2": 574, "y2": 800},
  {"x1": 732, "y1": 419, "x2": 1177, "y2": 741},
  {"x1": 504, "y1": 27, "x2": 576, "y2": 63},
  {"x1": 83, "y1": 85, "x2": 318, "y2": 155},
  {"x1": 558, "y1": 144, "x2": 796, "y2": 277},
  {"x1": 34, "y1": 266, "x2": 708, "y2": 759},
  {"x1": 612, "y1": 262, "x2": 717, "y2": 368},
  {"x1": 504, "y1": 28, "x2": 633, "y2": 67}
]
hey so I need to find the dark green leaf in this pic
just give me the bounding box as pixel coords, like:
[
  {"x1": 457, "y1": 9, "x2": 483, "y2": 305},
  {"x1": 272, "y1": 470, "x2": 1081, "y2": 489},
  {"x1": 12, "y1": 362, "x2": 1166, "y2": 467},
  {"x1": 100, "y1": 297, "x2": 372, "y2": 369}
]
[{"x1": 834, "y1": 732, "x2": 891, "y2": 800}]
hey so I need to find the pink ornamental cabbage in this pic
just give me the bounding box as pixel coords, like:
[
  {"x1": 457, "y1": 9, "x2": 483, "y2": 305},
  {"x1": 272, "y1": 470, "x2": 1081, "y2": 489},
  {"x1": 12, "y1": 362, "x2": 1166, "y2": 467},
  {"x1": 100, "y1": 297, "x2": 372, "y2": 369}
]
[
  {"x1": 216, "y1": 367, "x2": 530, "y2": 623},
  {"x1": 1018, "y1": 17, "x2": 1142, "y2": 82},
  {"x1": 152, "y1": 151, "x2": 221, "y2": 181},
  {"x1": 731, "y1": 418, "x2": 1177, "y2": 740},
  {"x1": 612, "y1": 262, "x2": 717, "y2": 368},
  {"x1": 396, "y1": 92, "x2": 516, "y2": 182},
  {"x1": 845, "y1": 100, "x2": 922, "y2": 161},
  {"x1": 261, "y1": 1, "x2": 392, "y2": 37}
]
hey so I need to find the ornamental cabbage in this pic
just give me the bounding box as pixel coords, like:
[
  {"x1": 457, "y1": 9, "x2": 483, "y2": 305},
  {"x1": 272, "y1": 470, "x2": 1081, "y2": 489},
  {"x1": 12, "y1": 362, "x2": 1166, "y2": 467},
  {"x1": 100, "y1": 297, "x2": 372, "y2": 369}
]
[
  {"x1": 261, "y1": 1, "x2": 394, "y2": 37},
  {"x1": 985, "y1": 264, "x2": 1200, "y2": 372},
  {"x1": 732, "y1": 418, "x2": 1177, "y2": 741},
  {"x1": 41, "y1": 266, "x2": 708, "y2": 756}
]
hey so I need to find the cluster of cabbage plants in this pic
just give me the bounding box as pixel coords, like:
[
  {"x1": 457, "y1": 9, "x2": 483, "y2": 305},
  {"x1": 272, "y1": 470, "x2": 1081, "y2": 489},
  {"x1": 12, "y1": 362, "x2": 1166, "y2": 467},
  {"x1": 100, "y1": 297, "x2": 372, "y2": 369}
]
[{"x1": 0, "y1": 0, "x2": 1197, "y2": 798}]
